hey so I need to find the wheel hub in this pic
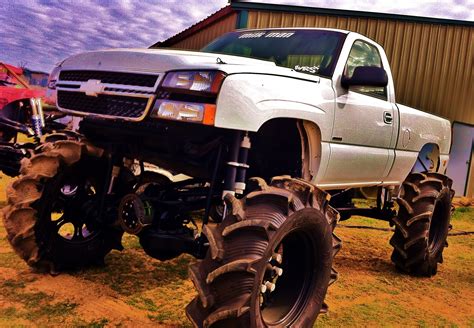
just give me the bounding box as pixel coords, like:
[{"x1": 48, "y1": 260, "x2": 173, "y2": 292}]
[
  {"x1": 259, "y1": 230, "x2": 316, "y2": 326},
  {"x1": 53, "y1": 179, "x2": 100, "y2": 243},
  {"x1": 260, "y1": 251, "x2": 284, "y2": 307},
  {"x1": 118, "y1": 193, "x2": 154, "y2": 234}
]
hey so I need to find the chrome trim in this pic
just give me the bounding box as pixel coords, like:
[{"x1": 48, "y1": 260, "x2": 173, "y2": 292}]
[
  {"x1": 57, "y1": 80, "x2": 157, "y2": 93},
  {"x1": 59, "y1": 70, "x2": 163, "y2": 90},
  {"x1": 57, "y1": 87, "x2": 153, "y2": 99}
]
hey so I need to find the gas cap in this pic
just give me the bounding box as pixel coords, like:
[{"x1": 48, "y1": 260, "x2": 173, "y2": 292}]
[{"x1": 402, "y1": 128, "x2": 411, "y2": 148}]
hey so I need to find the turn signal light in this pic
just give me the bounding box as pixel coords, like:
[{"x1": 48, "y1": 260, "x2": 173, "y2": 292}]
[{"x1": 151, "y1": 99, "x2": 216, "y2": 125}]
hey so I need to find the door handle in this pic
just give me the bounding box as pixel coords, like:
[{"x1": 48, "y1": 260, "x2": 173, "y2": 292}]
[{"x1": 383, "y1": 111, "x2": 393, "y2": 124}]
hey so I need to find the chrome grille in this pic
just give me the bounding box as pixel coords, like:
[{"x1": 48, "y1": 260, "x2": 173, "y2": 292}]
[
  {"x1": 56, "y1": 70, "x2": 160, "y2": 120},
  {"x1": 57, "y1": 91, "x2": 148, "y2": 118},
  {"x1": 59, "y1": 70, "x2": 158, "y2": 87}
]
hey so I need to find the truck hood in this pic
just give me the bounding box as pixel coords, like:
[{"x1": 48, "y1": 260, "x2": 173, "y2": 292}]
[{"x1": 60, "y1": 48, "x2": 320, "y2": 81}]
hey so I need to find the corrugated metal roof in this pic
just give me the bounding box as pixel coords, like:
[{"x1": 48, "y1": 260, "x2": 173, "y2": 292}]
[
  {"x1": 151, "y1": 6, "x2": 235, "y2": 48},
  {"x1": 164, "y1": 12, "x2": 238, "y2": 50},
  {"x1": 231, "y1": 1, "x2": 474, "y2": 27}
]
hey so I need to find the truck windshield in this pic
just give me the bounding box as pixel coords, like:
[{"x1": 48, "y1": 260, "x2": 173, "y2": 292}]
[{"x1": 202, "y1": 30, "x2": 346, "y2": 78}]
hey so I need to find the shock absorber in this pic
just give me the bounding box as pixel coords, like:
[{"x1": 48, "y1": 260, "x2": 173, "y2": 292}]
[
  {"x1": 222, "y1": 131, "x2": 251, "y2": 197},
  {"x1": 29, "y1": 98, "x2": 44, "y2": 137},
  {"x1": 235, "y1": 133, "x2": 251, "y2": 195},
  {"x1": 35, "y1": 98, "x2": 45, "y2": 128}
]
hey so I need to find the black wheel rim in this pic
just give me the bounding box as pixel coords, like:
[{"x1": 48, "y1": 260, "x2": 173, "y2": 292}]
[
  {"x1": 260, "y1": 230, "x2": 315, "y2": 326},
  {"x1": 428, "y1": 192, "x2": 450, "y2": 255},
  {"x1": 45, "y1": 162, "x2": 104, "y2": 246}
]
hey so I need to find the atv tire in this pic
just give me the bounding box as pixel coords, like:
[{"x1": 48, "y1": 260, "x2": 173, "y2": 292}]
[
  {"x1": 2, "y1": 140, "x2": 123, "y2": 273},
  {"x1": 390, "y1": 172, "x2": 454, "y2": 276},
  {"x1": 186, "y1": 176, "x2": 341, "y2": 327}
]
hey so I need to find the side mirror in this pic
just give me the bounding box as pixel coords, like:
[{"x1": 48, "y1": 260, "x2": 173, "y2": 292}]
[{"x1": 341, "y1": 66, "x2": 388, "y2": 89}]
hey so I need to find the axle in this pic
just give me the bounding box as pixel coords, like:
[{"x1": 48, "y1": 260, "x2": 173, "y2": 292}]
[
  {"x1": 115, "y1": 130, "x2": 253, "y2": 261},
  {"x1": 330, "y1": 187, "x2": 397, "y2": 222}
]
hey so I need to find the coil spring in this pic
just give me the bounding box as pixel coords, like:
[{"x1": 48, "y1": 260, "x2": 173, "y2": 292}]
[{"x1": 31, "y1": 115, "x2": 42, "y2": 137}]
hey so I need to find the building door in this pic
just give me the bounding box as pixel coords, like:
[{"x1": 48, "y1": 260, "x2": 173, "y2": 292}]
[
  {"x1": 466, "y1": 147, "x2": 474, "y2": 197},
  {"x1": 446, "y1": 122, "x2": 474, "y2": 196}
]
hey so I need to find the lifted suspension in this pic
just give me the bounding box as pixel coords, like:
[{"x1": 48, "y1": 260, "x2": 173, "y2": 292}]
[
  {"x1": 118, "y1": 178, "x2": 222, "y2": 260},
  {"x1": 116, "y1": 130, "x2": 253, "y2": 261},
  {"x1": 333, "y1": 186, "x2": 397, "y2": 221}
]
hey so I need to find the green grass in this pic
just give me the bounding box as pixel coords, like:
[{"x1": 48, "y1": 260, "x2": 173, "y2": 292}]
[
  {"x1": 451, "y1": 207, "x2": 474, "y2": 231},
  {"x1": 315, "y1": 206, "x2": 474, "y2": 327},
  {"x1": 0, "y1": 253, "x2": 28, "y2": 270},
  {"x1": 0, "y1": 175, "x2": 472, "y2": 327},
  {"x1": 0, "y1": 279, "x2": 77, "y2": 323}
]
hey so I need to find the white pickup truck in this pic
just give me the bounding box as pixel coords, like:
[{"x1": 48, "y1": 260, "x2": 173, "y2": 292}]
[{"x1": 4, "y1": 28, "x2": 453, "y2": 327}]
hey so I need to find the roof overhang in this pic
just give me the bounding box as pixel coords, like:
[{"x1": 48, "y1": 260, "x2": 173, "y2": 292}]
[
  {"x1": 151, "y1": 6, "x2": 235, "y2": 48},
  {"x1": 230, "y1": 0, "x2": 474, "y2": 26}
]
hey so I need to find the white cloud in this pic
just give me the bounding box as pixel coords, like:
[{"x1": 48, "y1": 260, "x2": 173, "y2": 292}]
[{"x1": 0, "y1": 0, "x2": 227, "y2": 72}]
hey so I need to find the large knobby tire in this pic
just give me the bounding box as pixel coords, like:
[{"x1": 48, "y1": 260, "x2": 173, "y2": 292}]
[
  {"x1": 2, "y1": 140, "x2": 123, "y2": 272},
  {"x1": 186, "y1": 176, "x2": 341, "y2": 327},
  {"x1": 390, "y1": 172, "x2": 454, "y2": 276}
]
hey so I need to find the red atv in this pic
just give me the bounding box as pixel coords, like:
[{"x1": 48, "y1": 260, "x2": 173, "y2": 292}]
[
  {"x1": 0, "y1": 62, "x2": 46, "y2": 141},
  {"x1": 0, "y1": 62, "x2": 68, "y2": 176}
]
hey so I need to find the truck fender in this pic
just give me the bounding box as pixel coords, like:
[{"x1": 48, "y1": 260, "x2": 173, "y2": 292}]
[
  {"x1": 249, "y1": 118, "x2": 325, "y2": 182},
  {"x1": 298, "y1": 120, "x2": 324, "y2": 182},
  {"x1": 215, "y1": 73, "x2": 334, "y2": 141},
  {"x1": 411, "y1": 143, "x2": 441, "y2": 173}
]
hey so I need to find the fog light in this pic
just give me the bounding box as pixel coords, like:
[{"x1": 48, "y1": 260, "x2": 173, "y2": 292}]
[{"x1": 151, "y1": 100, "x2": 216, "y2": 125}]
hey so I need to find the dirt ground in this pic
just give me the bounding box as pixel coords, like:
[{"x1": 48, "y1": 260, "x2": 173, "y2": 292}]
[{"x1": 0, "y1": 174, "x2": 473, "y2": 327}]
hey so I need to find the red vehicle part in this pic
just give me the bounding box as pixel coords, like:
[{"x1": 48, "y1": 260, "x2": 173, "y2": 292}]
[
  {"x1": 0, "y1": 63, "x2": 44, "y2": 102},
  {"x1": 0, "y1": 62, "x2": 45, "y2": 141}
]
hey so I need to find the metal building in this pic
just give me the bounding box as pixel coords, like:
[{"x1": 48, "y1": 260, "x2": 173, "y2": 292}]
[{"x1": 154, "y1": 1, "x2": 474, "y2": 197}]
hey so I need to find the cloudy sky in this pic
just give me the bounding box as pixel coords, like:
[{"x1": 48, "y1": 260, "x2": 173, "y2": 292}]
[{"x1": 1, "y1": 0, "x2": 473, "y2": 73}]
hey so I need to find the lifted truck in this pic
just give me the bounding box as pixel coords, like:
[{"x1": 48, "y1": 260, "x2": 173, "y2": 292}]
[{"x1": 2, "y1": 28, "x2": 453, "y2": 327}]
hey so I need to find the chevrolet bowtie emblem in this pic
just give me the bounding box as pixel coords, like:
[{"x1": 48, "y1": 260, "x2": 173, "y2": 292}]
[{"x1": 80, "y1": 79, "x2": 104, "y2": 97}]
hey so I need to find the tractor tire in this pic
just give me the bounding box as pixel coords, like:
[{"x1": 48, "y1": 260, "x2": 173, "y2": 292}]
[
  {"x1": 186, "y1": 176, "x2": 341, "y2": 327},
  {"x1": 390, "y1": 172, "x2": 454, "y2": 276},
  {"x1": 2, "y1": 140, "x2": 123, "y2": 273}
]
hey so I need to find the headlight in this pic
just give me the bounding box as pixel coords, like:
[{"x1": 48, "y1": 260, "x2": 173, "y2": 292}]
[
  {"x1": 151, "y1": 100, "x2": 216, "y2": 125},
  {"x1": 47, "y1": 65, "x2": 61, "y2": 90},
  {"x1": 153, "y1": 70, "x2": 225, "y2": 125},
  {"x1": 162, "y1": 71, "x2": 225, "y2": 93}
]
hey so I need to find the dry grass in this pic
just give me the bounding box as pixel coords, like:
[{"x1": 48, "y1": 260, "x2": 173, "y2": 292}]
[
  {"x1": 0, "y1": 174, "x2": 473, "y2": 327},
  {"x1": 319, "y1": 207, "x2": 474, "y2": 327}
]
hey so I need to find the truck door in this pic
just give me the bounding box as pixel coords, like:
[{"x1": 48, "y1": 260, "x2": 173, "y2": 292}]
[{"x1": 324, "y1": 40, "x2": 396, "y2": 186}]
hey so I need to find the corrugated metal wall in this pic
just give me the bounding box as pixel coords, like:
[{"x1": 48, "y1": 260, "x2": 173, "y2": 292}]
[
  {"x1": 170, "y1": 13, "x2": 237, "y2": 50},
  {"x1": 246, "y1": 11, "x2": 474, "y2": 124}
]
